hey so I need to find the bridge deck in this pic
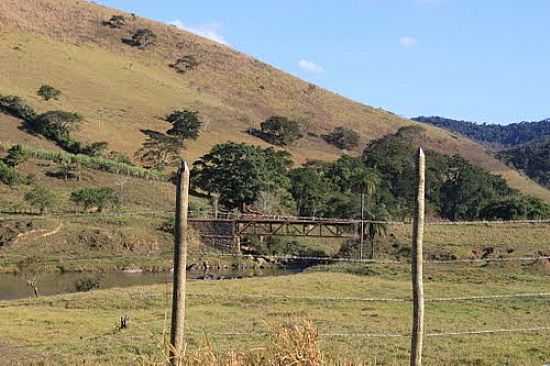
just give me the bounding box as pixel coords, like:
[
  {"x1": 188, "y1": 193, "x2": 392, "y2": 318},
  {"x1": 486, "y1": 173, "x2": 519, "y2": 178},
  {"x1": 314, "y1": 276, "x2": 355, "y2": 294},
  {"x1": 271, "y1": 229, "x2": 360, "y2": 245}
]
[{"x1": 189, "y1": 216, "x2": 359, "y2": 238}]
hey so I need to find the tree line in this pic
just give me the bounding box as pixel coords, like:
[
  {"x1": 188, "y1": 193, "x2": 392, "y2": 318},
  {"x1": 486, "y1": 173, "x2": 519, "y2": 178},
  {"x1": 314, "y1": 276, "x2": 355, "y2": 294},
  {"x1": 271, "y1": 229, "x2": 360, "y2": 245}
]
[
  {"x1": 192, "y1": 126, "x2": 550, "y2": 221},
  {"x1": 413, "y1": 115, "x2": 550, "y2": 146}
]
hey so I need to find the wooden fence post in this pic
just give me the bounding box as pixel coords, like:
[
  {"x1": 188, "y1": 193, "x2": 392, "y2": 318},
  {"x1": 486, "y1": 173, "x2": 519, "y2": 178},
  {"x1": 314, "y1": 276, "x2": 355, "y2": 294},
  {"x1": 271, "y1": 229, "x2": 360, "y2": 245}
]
[
  {"x1": 410, "y1": 148, "x2": 426, "y2": 366},
  {"x1": 170, "y1": 161, "x2": 190, "y2": 366}
]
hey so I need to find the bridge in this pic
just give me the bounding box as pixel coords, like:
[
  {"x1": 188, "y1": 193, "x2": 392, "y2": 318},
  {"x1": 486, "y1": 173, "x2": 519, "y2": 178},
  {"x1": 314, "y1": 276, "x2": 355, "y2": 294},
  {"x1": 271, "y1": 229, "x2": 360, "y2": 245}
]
[{"x1": 188, "y1": 214, "x2": 362, "y2": 253}]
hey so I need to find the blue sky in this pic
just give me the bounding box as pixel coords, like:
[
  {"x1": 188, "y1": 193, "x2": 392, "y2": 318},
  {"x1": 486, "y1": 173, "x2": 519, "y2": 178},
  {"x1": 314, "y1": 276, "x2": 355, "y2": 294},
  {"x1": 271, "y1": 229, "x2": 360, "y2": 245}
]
[{"x1": 95, "y1": 0, "x2": 550, "y2": 124}]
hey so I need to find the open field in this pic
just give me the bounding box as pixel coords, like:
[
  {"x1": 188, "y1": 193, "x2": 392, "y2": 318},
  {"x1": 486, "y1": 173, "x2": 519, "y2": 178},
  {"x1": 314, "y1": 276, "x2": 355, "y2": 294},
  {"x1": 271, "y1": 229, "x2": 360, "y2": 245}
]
[{"x1": 0, "y1": 262, "x2": 549, "y2": 365}]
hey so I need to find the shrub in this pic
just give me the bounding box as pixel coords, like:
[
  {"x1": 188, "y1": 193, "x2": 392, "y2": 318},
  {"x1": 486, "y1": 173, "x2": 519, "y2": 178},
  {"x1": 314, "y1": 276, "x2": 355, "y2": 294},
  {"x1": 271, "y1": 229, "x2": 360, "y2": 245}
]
[
  {"x1": 71, "y1": 187, "x2": 120, "y2": 212},
  {"x1": 107, "y1": 151, "x2": 134, "y2": 166},
  {"x1": 0, "y1": 95, "x2": 36, "y2": 121},
  {"x1": 37, "y1": 85, "x2": 62, "y2": 101},
  {"x1": 50, "y1": 158, "x2": 79, "y2": 181},
  {"x1": 323, "y1": 127, "x2": 360, "y2": 150},
  {"x1": 170, "y1": 55, "x2": 199, "y2": 73},
  {"x1": 29, "y1": 110, "x2": 82, "y2": 141},
  {"x1": 24, "y1": 186, "x2": 57, "y2": 214},
  {"x1": 102, "y1": 15, "x2": 127, "y2": 29},
  {"x1": 255, "y1": 116, "x2": 304, "y2": 146},
  {"x1": 80, "y1": 142, "x2": 109, "y2": 157},
  {"x1": 166, "y1": 110, "x2": 202, "y2": 140},
  {"x1": 123, "y1": 28, "x2": 156, "y2": 49},
  {"x1": 3, "y1": 145, "x2": 28, "y2": 167},
  {"x1": 0, "y1": 160, "x2": 23, "y2": 186},
  {"x1": 74, "y1": 276, "x2": 101, "y2": 292}
]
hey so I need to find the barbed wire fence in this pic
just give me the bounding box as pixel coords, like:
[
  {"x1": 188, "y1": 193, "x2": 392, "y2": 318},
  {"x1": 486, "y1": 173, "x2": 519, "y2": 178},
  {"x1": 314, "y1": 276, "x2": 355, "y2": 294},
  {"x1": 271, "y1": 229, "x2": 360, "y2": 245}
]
[{"x1": 3, "y1": 154, "x2": 550, "y2": 364}]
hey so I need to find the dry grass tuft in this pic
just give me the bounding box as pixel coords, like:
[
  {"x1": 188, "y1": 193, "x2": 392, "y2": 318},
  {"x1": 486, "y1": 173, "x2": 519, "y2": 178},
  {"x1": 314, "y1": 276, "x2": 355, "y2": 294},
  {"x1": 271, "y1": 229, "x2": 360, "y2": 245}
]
[{"x1": 139, "y1": 320, "x2": 326, "y2": 366}]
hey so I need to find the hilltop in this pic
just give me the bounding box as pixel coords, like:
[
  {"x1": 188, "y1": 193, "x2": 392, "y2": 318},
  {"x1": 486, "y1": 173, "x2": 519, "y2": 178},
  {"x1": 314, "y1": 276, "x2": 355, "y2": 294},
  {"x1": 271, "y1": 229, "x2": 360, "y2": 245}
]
[{"x1": 0, "y1": 0, "x2": 549, "y2": 202}]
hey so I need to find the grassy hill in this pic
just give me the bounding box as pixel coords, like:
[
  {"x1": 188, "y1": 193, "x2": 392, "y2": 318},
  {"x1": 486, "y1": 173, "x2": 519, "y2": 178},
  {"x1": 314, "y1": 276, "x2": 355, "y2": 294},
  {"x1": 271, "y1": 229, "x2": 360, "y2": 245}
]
[{"x1": 0, "y1": 0, "x2": 549, "y2": 201}]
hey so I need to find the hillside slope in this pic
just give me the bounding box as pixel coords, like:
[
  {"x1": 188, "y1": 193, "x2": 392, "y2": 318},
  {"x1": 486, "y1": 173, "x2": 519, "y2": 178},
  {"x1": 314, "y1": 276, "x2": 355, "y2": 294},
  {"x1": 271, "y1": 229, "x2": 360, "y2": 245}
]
[
  {"x1": 0, "y1": 0, "x2": 549, "y2": 200},
  {"x1": 413, "y1": 115, "x2": 550, "y2": 148},
  {"x1": 498, "y1": 137, "x2": 550, "y2": 188}
]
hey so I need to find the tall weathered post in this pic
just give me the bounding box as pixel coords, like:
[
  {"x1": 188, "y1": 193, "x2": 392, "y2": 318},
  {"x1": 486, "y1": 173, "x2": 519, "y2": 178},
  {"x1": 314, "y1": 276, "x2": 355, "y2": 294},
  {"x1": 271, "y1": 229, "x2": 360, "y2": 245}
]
[
  {"x1": 170, "y1": 161, "x2": 190, "y2": 366},
  {"x1": 410, "y1": 148, "x2": 426, "y2": 366}
]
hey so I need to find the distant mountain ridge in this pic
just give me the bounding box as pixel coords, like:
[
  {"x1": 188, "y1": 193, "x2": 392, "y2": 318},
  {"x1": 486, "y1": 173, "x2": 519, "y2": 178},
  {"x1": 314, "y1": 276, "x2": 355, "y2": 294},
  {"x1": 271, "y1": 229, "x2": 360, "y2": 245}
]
[{"x1": 412, "y1": 116, "x2": 550, "y2": 147}]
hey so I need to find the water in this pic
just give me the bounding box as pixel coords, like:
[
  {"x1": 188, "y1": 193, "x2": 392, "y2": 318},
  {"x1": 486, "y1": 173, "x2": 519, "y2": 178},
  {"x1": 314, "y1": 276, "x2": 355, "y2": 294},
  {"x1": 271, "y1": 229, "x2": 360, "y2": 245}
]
[{"x1": 0, "y1": 267, "x2": 293, "y2": 301}]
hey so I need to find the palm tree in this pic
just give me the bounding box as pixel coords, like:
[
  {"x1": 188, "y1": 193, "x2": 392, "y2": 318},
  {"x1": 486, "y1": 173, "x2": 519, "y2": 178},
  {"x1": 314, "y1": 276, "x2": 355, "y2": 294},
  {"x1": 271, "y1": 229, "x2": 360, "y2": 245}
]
[
  {"x1": 351, "y1": 168, "x2": 380, "y2": 259},
  {"x1": 366, "y1": 204, "x2": 389, "y2": 259}
]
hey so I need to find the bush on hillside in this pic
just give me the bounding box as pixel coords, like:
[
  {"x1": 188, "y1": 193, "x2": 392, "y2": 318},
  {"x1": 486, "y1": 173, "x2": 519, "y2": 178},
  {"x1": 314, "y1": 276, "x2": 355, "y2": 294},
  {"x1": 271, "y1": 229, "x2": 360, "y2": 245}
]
[
  {"x1": 248, "y1": 116, "x2": 304, "y2": 146},
  {"x1": 28, "y1": 110, "x2": 82, "y2": 141},
  {"x1": 24, "y1": 186, "x2": 57, "y2": 214},
  {"x1": 70, "y1": 187, "x2": 120, "y2": 212},
  {"x1": 106, "y1": 151, "x2": 134, "y2": 166},
  {"x1": 80, "y1": 141, "x2": 109, "y2": 157},
  {"x1": 3, "y1": 145, "x2": 28, "y2": 167},
  {"x1": 0, "y1": 161, "x2": 23, "y2": 187},
  {"x1": 102, "y1": 15, "x2": 127, "y2": 29},
  {"x1": 37, "y1": 85, "x2": 62, "y2": 101},
  {"x1": 122, "y1": 28, "x2": 157, "y2": 49},
  {"x1": 49, "y1": 158, "x2": 80, "y2": 182},
  {"x1": 169, "y1": 55, "x2": 199, "y2": 73},
  {"x1": 166, "y1": 110, "x2": 202, "y2": 140},
  {"x1": 0, "y1": 95, "x2": 36, "y2": 121},
  {"x1": 323, "y1": 127, "x2": 360, "y2": 150}
]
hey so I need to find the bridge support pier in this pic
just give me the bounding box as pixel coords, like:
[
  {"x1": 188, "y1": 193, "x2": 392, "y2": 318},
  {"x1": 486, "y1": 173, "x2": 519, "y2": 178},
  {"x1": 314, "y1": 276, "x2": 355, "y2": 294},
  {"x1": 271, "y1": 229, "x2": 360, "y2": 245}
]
[{"x1": 232, "y1": 221, "x2": 242, "y2": 255}]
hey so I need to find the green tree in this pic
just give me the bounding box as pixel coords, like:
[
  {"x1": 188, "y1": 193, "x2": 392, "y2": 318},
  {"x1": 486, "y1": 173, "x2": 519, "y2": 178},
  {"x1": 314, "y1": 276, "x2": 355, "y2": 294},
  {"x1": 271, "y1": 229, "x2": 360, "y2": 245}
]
[
  {"x1": 0, "y1": 95, "x2": 36, "y2": 121},
  {"x1": 16, "y1": 256, "x2": 47, "y2": 297},
  {"x1": 351, "y1": 167, "x2": 380, "y2": 259},
  {"x1": 439, "y1": 155, "x2": 511, "y2": 220},
  {"x1": 365, "y1": 204, "x2": 389, "y2": 259},
  {"x1": 480, "y1": 196, "x2": 550, "y2": 220},
  {"x1": 53, "y1": 158, "x2": 80, "y2": 181},
  {"x1": 288, "y1": 167, "x2": 327, "y2": 216},
  {"x1": 3, "y1": 145, "x2": 28, "y2": 167},
  {"x1": 324, "y1": 127, "x2": 360, "y2": 150},
  {"x1": 37, "y1": 85, "x2": 62, "y2": 101},
  {"x1": 0, "y1": 161, "x2": 23, "y2": 187},
  {"x1": 70, "y1": 187, "x2": 119, "y2": 212},
  {"x1": 29, "y1": 111, "x2": 82, "y2": 141},
  {"x1": 193, "y1": 143, "x2": 292, "y2": 211},
  {"x1": 259, "y1": 116, "x2": 303, "y2": 146},
  {"x1": 166, "y1": 110, "x2": 202, "y2": 140},
  {"x1": 24, "y1": 186, "x2": 57, "y2": 214},
  {"x1": 135, "y1": 131, "x2": 182, "y2": 170}
]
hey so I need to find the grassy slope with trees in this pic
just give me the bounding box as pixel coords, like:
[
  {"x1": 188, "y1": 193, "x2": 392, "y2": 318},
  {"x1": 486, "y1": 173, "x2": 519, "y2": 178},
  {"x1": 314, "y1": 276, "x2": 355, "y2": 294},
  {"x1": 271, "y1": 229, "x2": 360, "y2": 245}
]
[{"x1": 0, "y1": 0, "x2": 549, "y2": 201}]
